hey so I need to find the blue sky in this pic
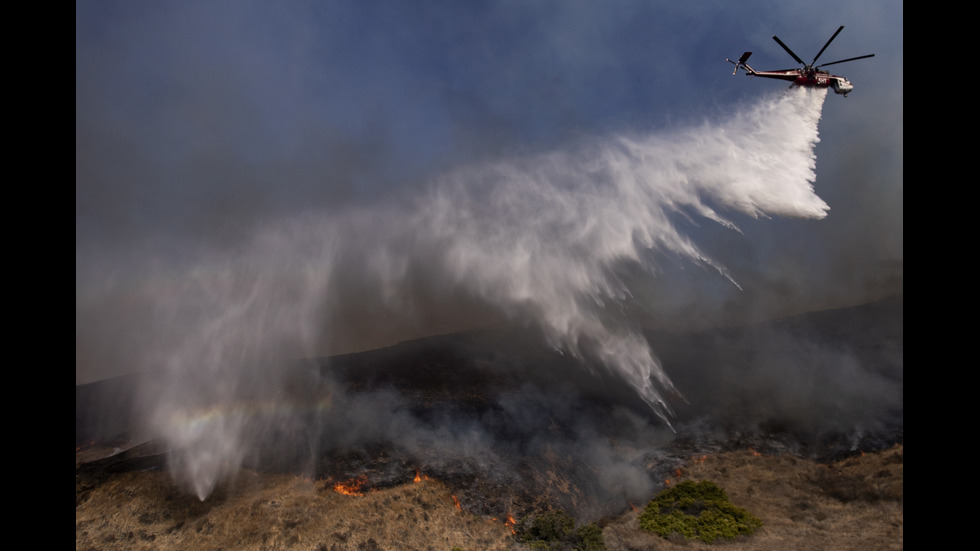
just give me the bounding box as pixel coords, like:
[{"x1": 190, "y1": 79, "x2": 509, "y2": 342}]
[{"x1": 76, "y1": 0, "x2": 902, "y2": 383}]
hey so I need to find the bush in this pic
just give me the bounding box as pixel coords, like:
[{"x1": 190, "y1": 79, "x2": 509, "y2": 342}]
[
  {"x1": 638, "y1": 480, "x2": 762, "y2": 543},
  {"x1": 516, "y1": 509, "x2": 606, "y2": 550},
  {"x1": 574, "y1": 523, "x2": 606, "y2": 551},
  {"x1": 523, "y1": 509, "x2": 575, "y2": 542}
]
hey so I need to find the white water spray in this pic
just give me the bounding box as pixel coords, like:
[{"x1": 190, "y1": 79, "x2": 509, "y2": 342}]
[{"x1": 142, "y1": 88, "x2": 827, "y2": 499}]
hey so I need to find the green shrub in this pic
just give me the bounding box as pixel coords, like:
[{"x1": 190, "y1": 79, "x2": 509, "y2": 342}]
[
  {"x1": 524, "y1": 509, "x2": 575, "y2": 542},
  {"x1": 574, "y1": 523, "x2": 606, "y2": 551},
  {"x1": 516, "y1": 509, "x2": 606, "y2": 550},
  {"x1": 638, "y1": 480, "x2": 762, "y2": 543}
]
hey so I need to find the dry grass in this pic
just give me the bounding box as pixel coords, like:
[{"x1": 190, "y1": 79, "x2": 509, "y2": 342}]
[
  {"x1": 77, "y1": 444, "x2": 902, "y2": 550},
  {"x1": 603, "y1": 444, "x2": 903, "y2": 550},
  {"x1": 76, "y1": 467, "x2": 518, "y2": 551}
]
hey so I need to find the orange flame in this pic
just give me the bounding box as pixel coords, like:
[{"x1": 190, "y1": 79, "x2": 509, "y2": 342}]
[
  {"x1": 452, "y1": 495, "x2": 462, "y2": 510},
  {"x1": 333, "y1": 475, "x2": 368, "y2": 496},
  {"x1": 505, "y1": 513, "x2": 517, "y2": 535},
  {"x1": 493, "y1": 513, "x2": 517, "y2": 534},
  {"x1": 414, "y1": 470, "x2": 421, "y2": 483}
]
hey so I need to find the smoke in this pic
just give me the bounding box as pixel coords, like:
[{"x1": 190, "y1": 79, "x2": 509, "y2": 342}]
[{"x1": 124, "y1": 88, "x2": 828, "y2": 500}]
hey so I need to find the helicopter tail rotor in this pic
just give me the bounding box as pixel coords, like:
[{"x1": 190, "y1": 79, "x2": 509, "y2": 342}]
[{"x1": 727, "y1": 51, "x2": 753, "y2": 75}]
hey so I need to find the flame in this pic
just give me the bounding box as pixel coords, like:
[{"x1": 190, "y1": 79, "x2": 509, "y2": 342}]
[
  {"x1": 451, "y1": 495, "x2": 462, "y2": 510},
  {"x1": 665, "y1": 466, "x2": 685, "y2": 486},
  {"x1": 333, "y1": 475, "x2": 369, "y2": 496},
  {"x1": 414, "y1": 470, "x2": 421, "y2": 483},
  {"x1": 493, "y1": 513, "x2": 518, "y2": 534}
]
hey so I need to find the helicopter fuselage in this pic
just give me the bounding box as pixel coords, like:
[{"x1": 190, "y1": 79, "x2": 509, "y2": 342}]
[{"x1": 746, "y1": 69, "x2": 854, "y2": 95}]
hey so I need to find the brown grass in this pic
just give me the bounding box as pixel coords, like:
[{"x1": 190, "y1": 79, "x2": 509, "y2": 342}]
[
  {"x1": 76, "y1": 467, "x2": 517, "y2": 551},
  {"x1": 603, "y1": 444, "x2": 903, "y2": 550},
  {"x1": 77, "y1": 444, "x2": 902, "y2": 550}
]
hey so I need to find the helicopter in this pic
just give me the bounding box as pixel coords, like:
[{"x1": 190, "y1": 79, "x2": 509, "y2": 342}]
[{"x1": 727, "y1": 26, "x2": 874, "y2": 96}]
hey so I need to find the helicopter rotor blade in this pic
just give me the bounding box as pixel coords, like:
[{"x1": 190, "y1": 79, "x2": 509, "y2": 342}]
[
  {"x1": 817, "y1": 53, "x2": 875, "y2": 68},
  {"x1": 811, "y1": 25, "x2": 844, "y2": 65},
  {"x1": 772, "y1": 35, "x2": 805, "y2": 66}
]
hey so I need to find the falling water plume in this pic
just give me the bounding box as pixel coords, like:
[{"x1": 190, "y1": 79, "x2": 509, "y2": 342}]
[{"x1": 138, "y1": 88, "x2": 828, "y2": 499}]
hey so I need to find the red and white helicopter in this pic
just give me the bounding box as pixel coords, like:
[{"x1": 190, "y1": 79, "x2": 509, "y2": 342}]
[{"x1": 727, "y1": 26, "x2": 874, "y2": 96}]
